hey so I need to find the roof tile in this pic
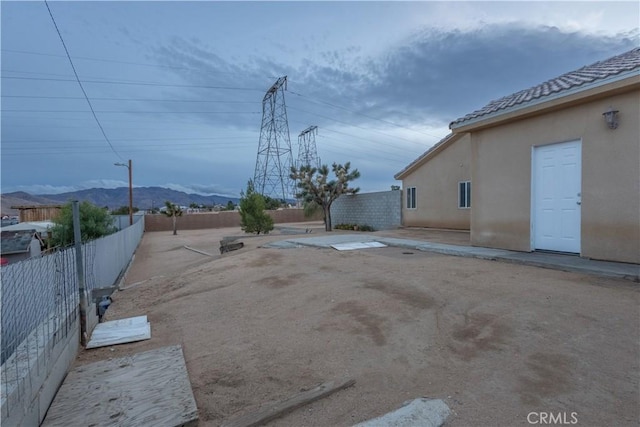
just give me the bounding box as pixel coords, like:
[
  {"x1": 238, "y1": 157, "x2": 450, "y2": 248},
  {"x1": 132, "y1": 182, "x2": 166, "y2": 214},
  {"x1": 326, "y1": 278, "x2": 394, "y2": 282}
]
[{"x1": 451, "y1": 48, "x2": 640, "y2": 127}]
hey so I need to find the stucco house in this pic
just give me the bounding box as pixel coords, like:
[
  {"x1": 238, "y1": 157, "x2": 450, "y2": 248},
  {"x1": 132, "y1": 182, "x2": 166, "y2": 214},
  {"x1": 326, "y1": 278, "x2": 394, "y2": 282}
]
[{"x1": 395, "y1": 48, "x2": 639, "y2": 264}]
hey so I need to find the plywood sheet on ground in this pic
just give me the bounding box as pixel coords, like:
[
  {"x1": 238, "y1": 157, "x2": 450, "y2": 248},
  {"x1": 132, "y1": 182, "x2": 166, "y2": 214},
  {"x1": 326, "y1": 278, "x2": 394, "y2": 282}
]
[
  {"x1": 86, "y1": 315, "x2": 151, "y2": 349},
  {"x1": 42, "y1": 345, "x2": 198, "y2": 427},
  {"x1": 331, "y1": 241, "x2": 387, "y2": 251}
]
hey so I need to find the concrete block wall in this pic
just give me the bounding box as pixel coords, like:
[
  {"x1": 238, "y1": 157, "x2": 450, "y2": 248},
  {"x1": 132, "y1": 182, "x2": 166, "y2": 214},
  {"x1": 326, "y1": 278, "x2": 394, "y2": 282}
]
[
  {"x1": 330, "y1": 190, "x2": 402, "y2": 231},
  {"x1": 1, "y1": 315, "x2": 79, "y2": 426}
]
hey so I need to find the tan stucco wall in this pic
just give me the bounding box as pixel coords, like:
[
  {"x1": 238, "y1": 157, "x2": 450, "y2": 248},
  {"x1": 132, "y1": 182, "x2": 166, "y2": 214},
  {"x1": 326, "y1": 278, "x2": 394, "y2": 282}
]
[
  {"x1": 401, "y1": 133, "x2": 471, "y2": 229},
  {"x1": 470, "y1": 89, "x2": 639, "y2": 263}
]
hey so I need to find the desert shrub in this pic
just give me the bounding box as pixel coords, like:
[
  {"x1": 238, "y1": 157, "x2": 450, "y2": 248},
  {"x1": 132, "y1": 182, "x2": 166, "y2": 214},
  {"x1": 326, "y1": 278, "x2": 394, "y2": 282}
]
[{"x1": 334, "y1": 223, "x2": 375, "y2": 232}]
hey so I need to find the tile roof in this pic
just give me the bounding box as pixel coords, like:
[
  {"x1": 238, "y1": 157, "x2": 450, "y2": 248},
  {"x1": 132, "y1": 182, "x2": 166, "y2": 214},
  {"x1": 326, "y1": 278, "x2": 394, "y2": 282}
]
[{"x1": 450, "y1": 48, "x2": 640, "y2": 128}]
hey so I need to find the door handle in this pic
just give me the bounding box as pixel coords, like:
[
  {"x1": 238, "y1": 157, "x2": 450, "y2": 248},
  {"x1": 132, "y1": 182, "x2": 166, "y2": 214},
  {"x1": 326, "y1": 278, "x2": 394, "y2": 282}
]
[{"x1": 576, "y1": 201, "x2": 581, "y2": 205}]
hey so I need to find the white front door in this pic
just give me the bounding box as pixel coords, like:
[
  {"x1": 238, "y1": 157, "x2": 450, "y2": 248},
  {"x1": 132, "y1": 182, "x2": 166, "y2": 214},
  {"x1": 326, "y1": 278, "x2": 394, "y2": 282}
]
[{"x1": 532, "y1": 140, "x2": 582, "y2": 253}]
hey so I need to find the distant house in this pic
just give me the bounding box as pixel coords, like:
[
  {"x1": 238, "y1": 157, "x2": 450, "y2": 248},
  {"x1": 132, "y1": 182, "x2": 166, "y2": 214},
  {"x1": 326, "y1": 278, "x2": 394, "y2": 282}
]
[
  {"x1": 1, "y1": 230, "x2": 43, "y2": 264},
  {"x1": 396, "y1": 48, "x2": 639, "y2": 264}
]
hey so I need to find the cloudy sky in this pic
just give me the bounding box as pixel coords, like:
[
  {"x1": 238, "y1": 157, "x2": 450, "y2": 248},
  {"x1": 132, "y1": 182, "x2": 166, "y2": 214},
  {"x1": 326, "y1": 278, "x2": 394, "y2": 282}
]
[{"x1": 2, "y1": 1, "x2": 638, "y2": 199}]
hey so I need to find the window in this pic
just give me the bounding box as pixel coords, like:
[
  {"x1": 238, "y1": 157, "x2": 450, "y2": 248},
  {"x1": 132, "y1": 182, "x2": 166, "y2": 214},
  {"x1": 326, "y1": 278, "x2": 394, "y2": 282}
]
[
  {"x1": 406, "y1": 187, "x2": 416, "y2": 209},
  {"x1": 459, "y1": 181, "x2": 471, "y2": 208}
]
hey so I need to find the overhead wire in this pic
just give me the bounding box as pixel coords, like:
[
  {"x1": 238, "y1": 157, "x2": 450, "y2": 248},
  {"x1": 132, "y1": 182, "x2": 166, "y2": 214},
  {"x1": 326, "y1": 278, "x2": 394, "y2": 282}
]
[
  {"x1": 2, "y1": 48, "x2": 193, "y2": 70},
  {"x1": 4, "y1": 109, "x2": 261, "y2": 114},
  {"x1": 288, "y1": 89, "x2": 442, "y2": 140},
  {"x1": 1, "y1": 94, "x2": 258, "y2": 104},
  {"x1": 44, "y1": 0, "x2": 123, "y2": 161},
  {"x1": 4, "y1": 25, "x2": 435, "y2": 168},
  {"x1": 2, "y1": 75, "x2": 265, "y2": 92},
  {"x1": 287, "y1": 104, "x2": 428, "y2": 148}
]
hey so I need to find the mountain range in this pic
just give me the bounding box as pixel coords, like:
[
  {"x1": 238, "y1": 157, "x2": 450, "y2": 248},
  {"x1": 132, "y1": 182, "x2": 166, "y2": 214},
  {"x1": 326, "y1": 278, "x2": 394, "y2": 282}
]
[{"x1": 1, "y1": 187, "x2": 239, "y2": 216}]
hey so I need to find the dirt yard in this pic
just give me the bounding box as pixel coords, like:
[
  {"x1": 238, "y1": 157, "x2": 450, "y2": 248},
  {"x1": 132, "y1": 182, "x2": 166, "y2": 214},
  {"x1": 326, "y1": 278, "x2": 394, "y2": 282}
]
[{"x1": 76, "y1": 224, "x2": 639, "y2": 426}]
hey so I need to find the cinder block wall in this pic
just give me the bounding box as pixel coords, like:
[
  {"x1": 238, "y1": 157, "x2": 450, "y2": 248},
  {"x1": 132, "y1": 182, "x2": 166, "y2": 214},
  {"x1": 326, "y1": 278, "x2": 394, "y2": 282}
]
[
  {"x1": 144, "y1": 208, "x2": 321, "y2": 232},
  {"x1": 330, "y1": 190, "x2": 401, "y2": 230}
]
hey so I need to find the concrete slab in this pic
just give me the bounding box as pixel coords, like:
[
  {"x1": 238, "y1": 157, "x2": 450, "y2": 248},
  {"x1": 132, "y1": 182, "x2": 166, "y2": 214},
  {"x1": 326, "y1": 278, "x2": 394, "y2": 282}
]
[
  {"x1": 353, "y1": 398, "x2": 450, "y2": 427},
  {"x1": 264, "y1": 234, "x2": 378, "y2": 249},
  {"x1": 264, "y1": 234, "x2": 639, "y2": 281},
  {"x1": 42, "y1": 345, "x2": 198, "y2": 427}
]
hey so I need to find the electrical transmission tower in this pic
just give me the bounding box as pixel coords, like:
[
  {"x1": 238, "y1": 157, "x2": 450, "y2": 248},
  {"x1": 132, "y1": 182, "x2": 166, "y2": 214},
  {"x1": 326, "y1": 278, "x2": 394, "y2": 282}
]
[
  {"x1": 296, "y1": 125, "x2": 320, "y2": 170},
  {"x1": 253, "y1": 76, "x2": 294, "y2": 202}
]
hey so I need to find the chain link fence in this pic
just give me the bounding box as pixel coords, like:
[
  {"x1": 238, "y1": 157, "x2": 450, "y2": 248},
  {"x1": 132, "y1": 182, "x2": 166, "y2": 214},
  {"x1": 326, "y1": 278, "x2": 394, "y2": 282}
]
[{"x1": 1, "y1": 216, "x2": 144, "y2": 423}]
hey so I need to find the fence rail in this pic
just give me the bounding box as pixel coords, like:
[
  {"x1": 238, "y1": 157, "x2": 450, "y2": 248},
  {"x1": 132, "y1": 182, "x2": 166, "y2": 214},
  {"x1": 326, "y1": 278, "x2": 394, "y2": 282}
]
[{"x1": 1, "y1": 216, "x2": 144, "y2": 425}]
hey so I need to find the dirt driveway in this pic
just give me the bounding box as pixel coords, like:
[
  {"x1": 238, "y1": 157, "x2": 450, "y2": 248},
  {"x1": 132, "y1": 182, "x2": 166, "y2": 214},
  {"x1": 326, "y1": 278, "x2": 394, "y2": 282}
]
[{"x1": 77, "y1": 225, "x2": 639, "y2": 426}]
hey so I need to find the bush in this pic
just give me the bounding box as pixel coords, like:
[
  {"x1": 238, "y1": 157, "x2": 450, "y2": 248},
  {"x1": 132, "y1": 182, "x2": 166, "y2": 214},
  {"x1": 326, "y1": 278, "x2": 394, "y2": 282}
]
[
  {"x1": 239, "y1": 179, "x2": 274, "y2": 235},
  {"x1": 50, "y1": 201, "x2": 117, "y2": 247},
  {"x1": 334, "y1": 223, "x2": 374, "y2": 232}
]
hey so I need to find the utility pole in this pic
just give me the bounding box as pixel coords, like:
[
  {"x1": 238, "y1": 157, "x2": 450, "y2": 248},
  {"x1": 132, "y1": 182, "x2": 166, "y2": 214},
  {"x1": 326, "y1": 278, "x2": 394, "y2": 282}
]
[
  {"x1": 72, "y1": 201, "x2": 88, "y2": 346},
  {"x1": 253, "y1": 76, "x2": 294, "y2": 202},
  {"x1": 114, "y1": 160, "x2": 133, "y2": 226}
]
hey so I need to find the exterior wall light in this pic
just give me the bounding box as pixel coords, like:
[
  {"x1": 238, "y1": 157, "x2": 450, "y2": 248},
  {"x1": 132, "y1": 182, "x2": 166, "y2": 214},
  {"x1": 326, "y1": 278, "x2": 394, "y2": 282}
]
[{"x1": 602, "y1": 106, "x2": 619, "y2": 129}]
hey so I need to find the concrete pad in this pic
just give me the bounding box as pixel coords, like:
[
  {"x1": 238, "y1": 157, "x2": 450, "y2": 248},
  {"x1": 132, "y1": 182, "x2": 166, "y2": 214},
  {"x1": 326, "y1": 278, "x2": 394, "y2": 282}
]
[
  {"x1": 264, "y1": 234, "x2": 639, "y2": 281},
  {"x1": 353, "y1": 398, "x2": 450, "y2": 427},
  {"x1": 42, "y1": 345, "x2": 198, "y2": 427},
  {"x1": 264, "y1": 234, "x2": 378, "y2": 249}
]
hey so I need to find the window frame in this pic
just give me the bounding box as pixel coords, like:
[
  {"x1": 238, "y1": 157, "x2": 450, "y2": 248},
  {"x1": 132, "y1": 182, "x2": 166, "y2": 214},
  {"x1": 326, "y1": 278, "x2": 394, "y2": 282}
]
[
  {"x1": 406, "y1": 187, "x2": 417, "y2": 209},
  {"x1": 458, "y1": 181, "x2": 471, "y2": 209}
]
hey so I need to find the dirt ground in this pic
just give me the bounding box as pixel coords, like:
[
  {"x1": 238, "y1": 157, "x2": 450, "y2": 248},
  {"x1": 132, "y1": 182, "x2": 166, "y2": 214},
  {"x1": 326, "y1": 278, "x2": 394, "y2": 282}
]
[{"x1": 76, "y1": 223, "x2": 640, "y2": 427}]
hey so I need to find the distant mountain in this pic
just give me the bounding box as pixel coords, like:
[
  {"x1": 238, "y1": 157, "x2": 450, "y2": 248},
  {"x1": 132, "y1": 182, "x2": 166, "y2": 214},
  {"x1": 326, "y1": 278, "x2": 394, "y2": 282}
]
[{"x1": 2, "y1": 187, "x2": 239, "y2": 212}]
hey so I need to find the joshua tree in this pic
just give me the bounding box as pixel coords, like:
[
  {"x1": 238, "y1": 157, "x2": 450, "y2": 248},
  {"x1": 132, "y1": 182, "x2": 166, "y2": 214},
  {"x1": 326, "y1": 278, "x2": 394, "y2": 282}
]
[
  {"x1": 163, "y1": 201, "x2": 183, "y2": 235},
  {"x1": 290, "y1": 162, "x2": 360, "y2": 231}
]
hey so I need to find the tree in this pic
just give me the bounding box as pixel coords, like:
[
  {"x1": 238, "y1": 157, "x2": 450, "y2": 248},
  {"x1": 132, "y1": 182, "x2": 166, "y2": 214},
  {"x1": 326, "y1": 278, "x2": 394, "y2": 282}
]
[
  {"x1": 239, "y1": 179, "x2": 274, "y2": 235},
  {"x1": 263, "y1": 196, "x2": 283, "y2": 210},
  {"x1": 163, "y1": 201, "x2": 183, "y2": 235},
  {"x1": 111, "y1": 205, "x2": 139, "y2": 215},
  {"x1": 290, "y1": 162, "x2": 360, "y2": 231},
  {"x1": 189, "y1": 202, "x2": 199, "y2": 209},
  {"x1": 225, "y1": 200, "x2": 236, "y2": 211},
  {"x1": 50, "y1": 201, "x2": 117, "y2": 247}
]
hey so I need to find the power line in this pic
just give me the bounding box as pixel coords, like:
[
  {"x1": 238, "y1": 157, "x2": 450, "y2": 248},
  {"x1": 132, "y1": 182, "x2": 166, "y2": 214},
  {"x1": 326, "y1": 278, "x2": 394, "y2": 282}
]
[
  {"x1": 3, "y1": 109, "x2": 260, "y2": 114},
  {"x1": 1, "y1": 94, "x2": 257, "y2": 104},
  {"x1": 289, "y1": 89, "x2": 442, "y2": 140},
  {"x1": 44, "y1": 0, "x2": 123, "y2": 160},
  {"x1": 287, "y1": 105, "x2": 427, "y2": 148},
  {"x1": 1, "y1": 49, "x2": 281, "y2": 80},
  {"x1": 1, "y1": 144, "x2": 256, "y2": 156},
  {"x1": 3, "y1": 136, "x2": 253, "y2": 144},
  {"x1": 2, "y1": 75, "x2": 264, "y2": 92},
  {"x1": 3, "y1": 142, "x2": 255, "y2": 151},
  {"x1": 1, "y1": 48, "x2": 191, "y2": 70}
]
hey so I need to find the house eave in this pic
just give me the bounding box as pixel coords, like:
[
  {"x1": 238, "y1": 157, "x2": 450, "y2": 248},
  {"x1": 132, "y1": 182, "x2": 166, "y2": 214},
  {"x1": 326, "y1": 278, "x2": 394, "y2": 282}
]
[
  {"x1": 394, "y1": 133, "x2": 463, "y2": 180},
  {"x1": 450, "y1": 71, "x2": 640, "y2": 133}
]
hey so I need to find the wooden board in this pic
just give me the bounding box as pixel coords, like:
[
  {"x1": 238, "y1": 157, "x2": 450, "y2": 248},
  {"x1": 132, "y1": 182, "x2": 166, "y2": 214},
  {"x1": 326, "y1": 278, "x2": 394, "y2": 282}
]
[
  {"x1": 221, "y1": 378, "x2": 355, "y2": 427},
  {"x1": 86, "y1": 315, "x2": 151, "y2": 349},
  {"x1": 42, "y1": 345, "x2": 198, "y2": 427}
]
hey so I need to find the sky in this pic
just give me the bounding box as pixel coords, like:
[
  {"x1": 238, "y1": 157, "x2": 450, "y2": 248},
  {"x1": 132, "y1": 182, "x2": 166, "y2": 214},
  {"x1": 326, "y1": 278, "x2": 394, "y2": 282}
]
[{"x1": 1, "y1": 1, "x2": 638, "y2": 199}]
